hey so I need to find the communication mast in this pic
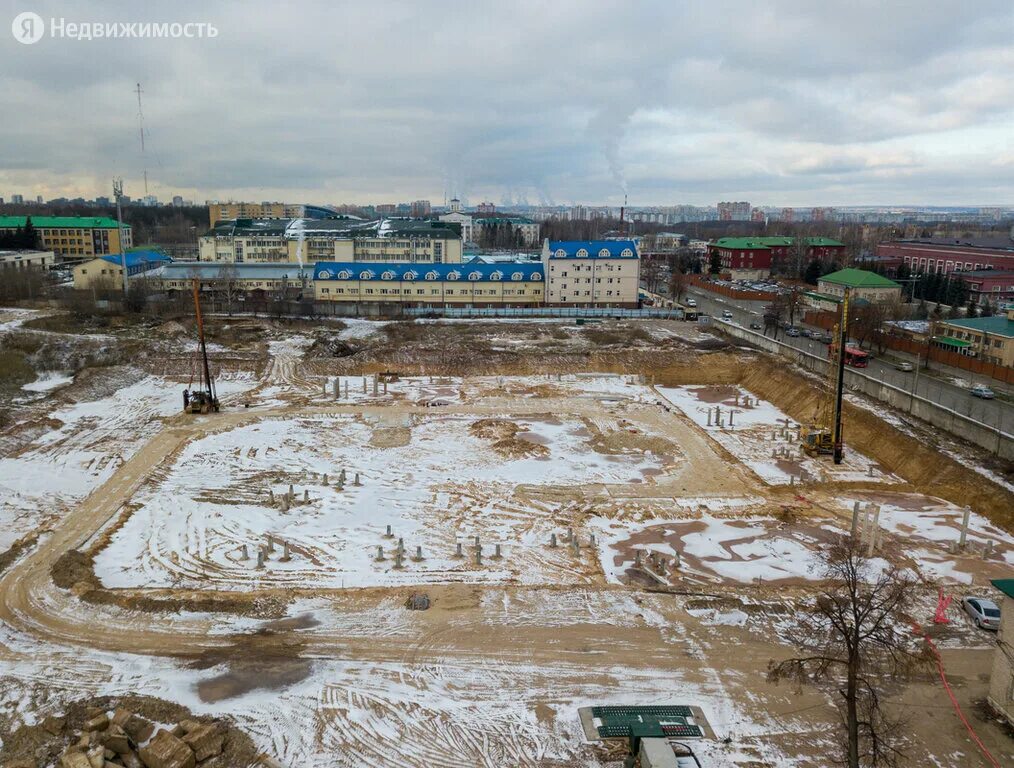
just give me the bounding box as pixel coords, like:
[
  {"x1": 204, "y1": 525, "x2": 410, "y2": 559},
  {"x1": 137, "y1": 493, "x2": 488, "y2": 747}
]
[
  {"x1": 113, "y1": 179, "x2": 129, "y2": 294},
  {"x1": 135, "y1": 82, "x2": 148, "y2": 197}
]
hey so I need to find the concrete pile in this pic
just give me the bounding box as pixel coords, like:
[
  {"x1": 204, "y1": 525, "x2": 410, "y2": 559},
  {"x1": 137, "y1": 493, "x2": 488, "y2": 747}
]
[{"x1": 47, "y1": 707, "x2": 226, "y2": 768}]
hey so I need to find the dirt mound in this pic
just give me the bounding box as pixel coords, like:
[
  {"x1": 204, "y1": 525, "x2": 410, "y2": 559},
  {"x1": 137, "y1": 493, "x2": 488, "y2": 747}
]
[
  {"x1": 50, "y1": 549, "x2": 97, "y2": 590},
  {"x1": 590, "y1": 429, "x2": 680, "y2": 458},
  {"x1": 369, "y1": 425, "x2": 411, "y2": 447},
  {"x1": 492, "y1": 436, "x2": 549, "y2": 459},
  {"x1": 157, "y1": 320, "x2": 188, "y2": 337},
  {"x1": 0, "y1": 694, "x2": 259, "y2": 768},
  {"x1": 0, "y1": 531, "x2": 40, "y2": 576},
  {"x1": 470, "y1": 419, "x2": 550, "y2": 459},
  {"x1": 51, "y1": 549, "x2": 287, "y2": 618},
  {"x1": 470, "y1": 418, "x2": 517, "y2": 441},
  {"x1": 307, "y1": 333, "x2": 357, "y2": 358}
]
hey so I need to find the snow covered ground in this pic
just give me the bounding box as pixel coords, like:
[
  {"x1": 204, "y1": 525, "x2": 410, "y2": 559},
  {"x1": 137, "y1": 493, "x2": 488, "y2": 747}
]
[
  {"x1": 21, "y1": 371, "x2": 75, "y2": 393},
  {"x1": 93, "y1": 407, "x2": 672, "y2": 590},
  {"x1": 0, "y1": 589, "x2": 796, "y2": 768},
  {"x1": 0, "y1": 372, "x2": 258, "y2": 551},
  {"x1": 0, "y1": 306, "x2": 42, "y2": 332},
  {"x1": 658, "y1": 384, "x2": 897, "y2": 486},
  {"x1": 836, "y1": 493, "x2": 1014, "y2": 585}
]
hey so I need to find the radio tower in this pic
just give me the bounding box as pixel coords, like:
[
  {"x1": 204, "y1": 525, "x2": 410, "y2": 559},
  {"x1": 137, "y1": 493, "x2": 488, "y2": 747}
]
[{"x1": 135, "y1": 82, "x2": 148, "y2": 197}]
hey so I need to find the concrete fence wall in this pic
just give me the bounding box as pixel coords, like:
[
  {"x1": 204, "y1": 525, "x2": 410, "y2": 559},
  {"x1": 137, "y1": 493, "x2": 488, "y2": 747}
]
[{"x1": 715, "y1": 319, "x2": 1013, "y2": 461}]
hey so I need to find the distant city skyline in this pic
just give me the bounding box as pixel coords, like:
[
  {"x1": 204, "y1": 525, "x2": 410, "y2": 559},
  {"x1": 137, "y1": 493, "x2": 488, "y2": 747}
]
[
  {"x1": 3, "y1": 191, "x2": 1012, "y2": 216},
  {"x1": 2, "y1": 1, "x2": 1012, "y2": 207}
]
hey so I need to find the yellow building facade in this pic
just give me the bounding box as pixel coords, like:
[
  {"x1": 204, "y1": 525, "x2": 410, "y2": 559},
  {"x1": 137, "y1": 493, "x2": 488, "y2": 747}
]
[
  {"x1": 208, "y1": 202, "x2": 303, "y2": 227},
  {"x1": 313, "y1": 262, "x2": 543, "y2": 306},
  {"x1": 0, "y1": 216, "x2": 131, "y2": 260}
]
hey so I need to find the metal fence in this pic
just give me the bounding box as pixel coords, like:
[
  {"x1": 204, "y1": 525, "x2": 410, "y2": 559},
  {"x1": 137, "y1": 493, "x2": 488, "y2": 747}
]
[
  {"x1": 401, "y1": 306, "x2": 685, "y2": 320},
  {"x1": 195, "y1": 299, "x2": 687, "y2": 321}
]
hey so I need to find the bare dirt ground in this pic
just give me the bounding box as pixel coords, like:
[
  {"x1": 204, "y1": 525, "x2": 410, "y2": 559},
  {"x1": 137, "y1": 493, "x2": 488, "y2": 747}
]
[{"x1": 0, "y1": 315, "x2": 1011, "y2": 767}]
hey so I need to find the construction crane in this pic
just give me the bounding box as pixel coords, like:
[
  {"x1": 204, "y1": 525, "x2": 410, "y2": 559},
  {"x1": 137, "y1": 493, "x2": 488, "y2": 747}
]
[
  {"x1": 184, "y1": 278, "x2": 220, "y2": 414},
  {"x1": 801, "y1": 287, "x2": 850, "y2": 463}
]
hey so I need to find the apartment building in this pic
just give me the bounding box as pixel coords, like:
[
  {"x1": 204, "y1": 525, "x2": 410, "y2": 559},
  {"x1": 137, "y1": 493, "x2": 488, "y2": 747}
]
[
  {"x1": 207, "y1": 202, "x2": 304, "y2": 227},
  {"x1": 313, "y1": 261, "x2": 544, "y2": 307},
  {"x1": 541, "y1": 239, "x2": 641, "y2": 307},
  {"x1": 199, "y1": 218, "x2": 463, "y2": 265}
]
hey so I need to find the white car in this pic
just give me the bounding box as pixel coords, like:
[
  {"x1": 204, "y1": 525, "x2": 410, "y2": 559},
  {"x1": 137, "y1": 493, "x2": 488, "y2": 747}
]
[
  {"x1": 895, "y1": 361, "x2": 914, "y2": 372},
  {"x1": 721, "y1": 310, "x2": 734, "y2": 320},
  {"x1": 961, "y1": 596, "x2": 1000, "y2": 630},
  {"x1": 686, "y1": 299, "x2": 697, "y2": 308}
]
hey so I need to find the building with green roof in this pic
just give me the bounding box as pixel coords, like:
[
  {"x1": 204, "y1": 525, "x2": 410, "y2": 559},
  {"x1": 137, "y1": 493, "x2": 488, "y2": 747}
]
[
  {"x1": 708, "y1": 236, "x2": 846, "y2": 279},
  {"x1": 933, "y1": 309, "x2": 1014, "y2": 366},
  {"x1": 817, "y1": 268, "x2": 902, "y2": 305},
  {"x1": 0, "y1": 215, "x2": 131, "y2": 260}
]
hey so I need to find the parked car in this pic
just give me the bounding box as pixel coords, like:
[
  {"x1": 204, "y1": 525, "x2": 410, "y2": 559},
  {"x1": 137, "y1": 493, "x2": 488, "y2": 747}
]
[
  {"x1": 970, "y1": 384, "x2": 995, "y2": 399},
  {"x1": 895, "y1": 361, "x2": 914, "y2": 372},
  {"x1": 721, "y1": 310, "x2": 734, "y2": 320},
  {"x1": 819, "y1": 333, "x2": 834, "y2": 344},
  {"x1": 961, "y1": 596, "x2": 1001, "y2": 630},
  {"x1": 749, "y1": 322, "x2": 762, "y2": 330},
  {"x1": 686, "y1": 298, "x2": 697, "y2": 308},
  {"x1": 786, "y1": 327, "x2": 801, "y2": 337}
]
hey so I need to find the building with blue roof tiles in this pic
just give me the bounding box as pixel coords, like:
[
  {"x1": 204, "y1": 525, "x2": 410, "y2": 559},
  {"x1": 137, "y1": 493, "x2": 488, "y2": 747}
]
[
  {"x1": 541, "y1": 239, "x2": 641, "y2": 307},
  {"x1": 72, "y1": 249, "x2": 172, "y2": 291},
  {"x1": 312, "y1": 260, "x2": 544, "y2": 307}
]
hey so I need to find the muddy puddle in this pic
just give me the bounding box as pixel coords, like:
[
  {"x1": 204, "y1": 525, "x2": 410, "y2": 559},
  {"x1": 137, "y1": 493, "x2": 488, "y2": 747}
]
[
  {"x1": 518, "y1": 431, "x2": 550, "y2": 445},
  {"x1": 189, "y1": 613, "x2": 320, "y2": 703},
  {"x1": 690, "y1": 385, "x2": 741, "y2": 405},
  {"x1": 774, "y1": 458, "x2": 814, "y2": 482}
]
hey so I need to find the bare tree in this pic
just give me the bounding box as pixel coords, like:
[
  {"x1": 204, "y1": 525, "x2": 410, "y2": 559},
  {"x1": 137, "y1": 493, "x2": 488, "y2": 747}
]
[
  {"x1": 789, "y1": 232, "x2": 811, "y2": 278},
  {"x1": 763, "y1": 296, "x2": 787, "y2": 338},
  {"x1": 786, "y1": 286, "x2": 804, "y2": 327},
  {"x1": 642, "y1": 258, "x2": 663, "y2": 294},
  {"x1": 769, "y1": 536, "x2": 926, "y2": 768},
  {"x1": 668, "y1": 270, "x2": 689, "y2": 305},
  {"x1": 851, "y1": 302, "x2": 890, "y2": 352},
  {"x1": 215, "y1": 263, "x2": 241, "y2": 316}
]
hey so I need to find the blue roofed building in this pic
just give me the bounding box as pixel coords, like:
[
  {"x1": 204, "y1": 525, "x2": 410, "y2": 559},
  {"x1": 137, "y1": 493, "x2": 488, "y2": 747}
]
[
  {"x1": 541, "y1": 239, "x2": 641, "y2": 307},
  {"x1": 72, "y1": 249, "x2": 172, "y2": 291},
  {"x1": 312, "y1": 259, "x2": 544, "y2": 307}
]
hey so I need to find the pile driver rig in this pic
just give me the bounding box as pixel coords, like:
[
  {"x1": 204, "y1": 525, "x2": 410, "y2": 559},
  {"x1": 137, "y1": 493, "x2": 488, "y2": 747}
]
[
  {"x1": 801, "y1": 287, "x2": 849, "y2": 464},
  {"x1": 184, "y1": 278, "x2": 220, "y2": 414}
]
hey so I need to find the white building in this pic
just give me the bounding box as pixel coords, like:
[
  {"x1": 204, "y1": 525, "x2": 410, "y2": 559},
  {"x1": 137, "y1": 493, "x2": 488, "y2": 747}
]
[
  {"x1": 0, "y1": 249, "x2": 56, "y2": 271},
  {"x1": 541, "y1": 239, "x2": 641, "y2": 307},
  {"x1": 438, "y1": 211, "x2": 475, "y2": 243}
]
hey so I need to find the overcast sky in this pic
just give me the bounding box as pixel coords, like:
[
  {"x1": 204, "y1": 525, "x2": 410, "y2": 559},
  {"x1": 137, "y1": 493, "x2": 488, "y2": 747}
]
[{"x1": 2, "y1": 0, "x2": 1012, "y2": 207}]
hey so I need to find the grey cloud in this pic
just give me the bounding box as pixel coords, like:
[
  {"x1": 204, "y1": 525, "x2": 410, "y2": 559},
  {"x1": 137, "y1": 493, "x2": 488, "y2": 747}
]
[{"x1": 0, "y1": 0, "x2": 1011, "y2": 205}]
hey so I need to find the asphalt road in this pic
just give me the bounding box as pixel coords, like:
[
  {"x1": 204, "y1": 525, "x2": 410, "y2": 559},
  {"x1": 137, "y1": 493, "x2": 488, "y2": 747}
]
[{"x1": 686, "y1": 287, "x2": 1013, "y2": 432}]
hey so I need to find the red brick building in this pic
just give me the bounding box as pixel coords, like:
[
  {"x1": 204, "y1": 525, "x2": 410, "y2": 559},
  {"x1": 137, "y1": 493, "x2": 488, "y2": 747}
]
[
  {"x1": 708, "y1": 236, "x2": 845, "y2": 279},
  {"x1": 875, "y1": 238, "x2": 1014, "y2": 276},
  {"x1": 960, "y1": 270, "x2": 1014, "y2": 305}
]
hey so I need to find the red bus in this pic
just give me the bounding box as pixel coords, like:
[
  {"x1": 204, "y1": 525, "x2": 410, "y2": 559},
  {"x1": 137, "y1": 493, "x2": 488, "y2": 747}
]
[{"x1": 829, "y1": 343, "x2": 869, "y2": 368}]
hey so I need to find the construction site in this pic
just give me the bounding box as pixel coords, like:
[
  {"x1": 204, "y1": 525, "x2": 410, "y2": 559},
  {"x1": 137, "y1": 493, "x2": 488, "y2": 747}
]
[{"x1": 0, "y1": 298, "x2": 1011, "y2": 768}]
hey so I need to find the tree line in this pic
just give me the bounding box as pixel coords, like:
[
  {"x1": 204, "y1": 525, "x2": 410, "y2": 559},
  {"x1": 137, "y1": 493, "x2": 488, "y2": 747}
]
[{"x1": 0, "y1": 218, "x2": 40, "y2": 249}]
